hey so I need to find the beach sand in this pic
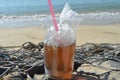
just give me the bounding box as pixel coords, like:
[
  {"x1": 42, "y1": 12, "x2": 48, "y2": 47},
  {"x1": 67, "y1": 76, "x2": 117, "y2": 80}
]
[{"x1": 0, "y1": 24, "x2": 120, "y2": 47}]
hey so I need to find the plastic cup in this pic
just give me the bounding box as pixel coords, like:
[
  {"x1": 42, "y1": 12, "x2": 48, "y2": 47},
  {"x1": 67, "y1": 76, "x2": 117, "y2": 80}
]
[{"x1": 44, "y1": 24, "x2": 76, "y2": 80}]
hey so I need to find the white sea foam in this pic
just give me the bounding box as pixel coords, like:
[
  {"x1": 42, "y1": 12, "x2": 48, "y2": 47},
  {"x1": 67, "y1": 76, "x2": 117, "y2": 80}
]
[
  {"x1": 0, "y1": 12, "x2": 120, "y2": 27},
  {"x1": 78, "y1": 12, "x2": 120, "y2": 24},
  {"x1": 0, "y1": 14, "x2": 50, "y2": 23}
]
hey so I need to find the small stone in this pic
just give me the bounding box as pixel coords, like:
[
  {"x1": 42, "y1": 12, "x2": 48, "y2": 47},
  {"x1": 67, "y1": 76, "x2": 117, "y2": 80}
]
[
  {"x1": 108, "y1": 71, "x2": 120, "y2": 80},
  {"x1": 77, "y1": 64, "x2": 111, "y2": 75},
  {"x1": 100, "y1": 60, "x2": 120, "y2": 70}
]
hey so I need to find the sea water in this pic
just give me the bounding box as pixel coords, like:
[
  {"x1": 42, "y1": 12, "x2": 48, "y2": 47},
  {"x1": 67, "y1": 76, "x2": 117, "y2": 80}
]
[{"x1": 0, "y1": 0, "x2": 120, "y2": 27}]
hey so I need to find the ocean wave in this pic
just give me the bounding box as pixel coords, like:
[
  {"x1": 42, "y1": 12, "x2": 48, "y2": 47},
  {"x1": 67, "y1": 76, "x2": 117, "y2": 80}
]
[
  {"x1": 0, "y1": 12, "x2": 120, "y2": 26},
  {"x1": 78, "y1": 12, "x2": 120, "y2": 24},
  {"x1": 0, "y1": 14, "x2": 51, "y2": 24}
]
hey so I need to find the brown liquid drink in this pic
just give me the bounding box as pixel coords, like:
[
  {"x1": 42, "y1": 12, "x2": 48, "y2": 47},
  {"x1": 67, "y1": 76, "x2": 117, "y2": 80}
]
[
  {"x1": 44, "y1": 43, "x2": 76, "y2": 80},
  {"x1": 44, "y1": 24, "x2": 76, "y2": 80}
]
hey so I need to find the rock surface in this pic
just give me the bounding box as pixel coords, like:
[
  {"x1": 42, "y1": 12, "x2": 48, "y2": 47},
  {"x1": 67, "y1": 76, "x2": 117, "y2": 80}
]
[{"x1": 0, "y1": 42, "x2": 120, "y2": 80}]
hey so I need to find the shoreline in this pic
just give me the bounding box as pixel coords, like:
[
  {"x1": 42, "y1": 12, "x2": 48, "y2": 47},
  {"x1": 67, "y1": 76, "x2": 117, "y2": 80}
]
[{"x1": 0, "y1": 24, "x2": 120, "y2": 47}]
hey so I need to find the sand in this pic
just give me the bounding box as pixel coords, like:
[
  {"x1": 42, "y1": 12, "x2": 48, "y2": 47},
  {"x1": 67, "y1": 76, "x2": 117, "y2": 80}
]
[{"x1": 0, "y1": 24, "x2": 120, "y2": 47}]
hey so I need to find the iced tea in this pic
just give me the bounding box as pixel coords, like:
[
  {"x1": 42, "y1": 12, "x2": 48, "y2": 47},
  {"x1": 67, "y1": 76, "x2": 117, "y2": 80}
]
[{"x1": 44, "y1": 43, "x2": 76, "y2": 80}]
